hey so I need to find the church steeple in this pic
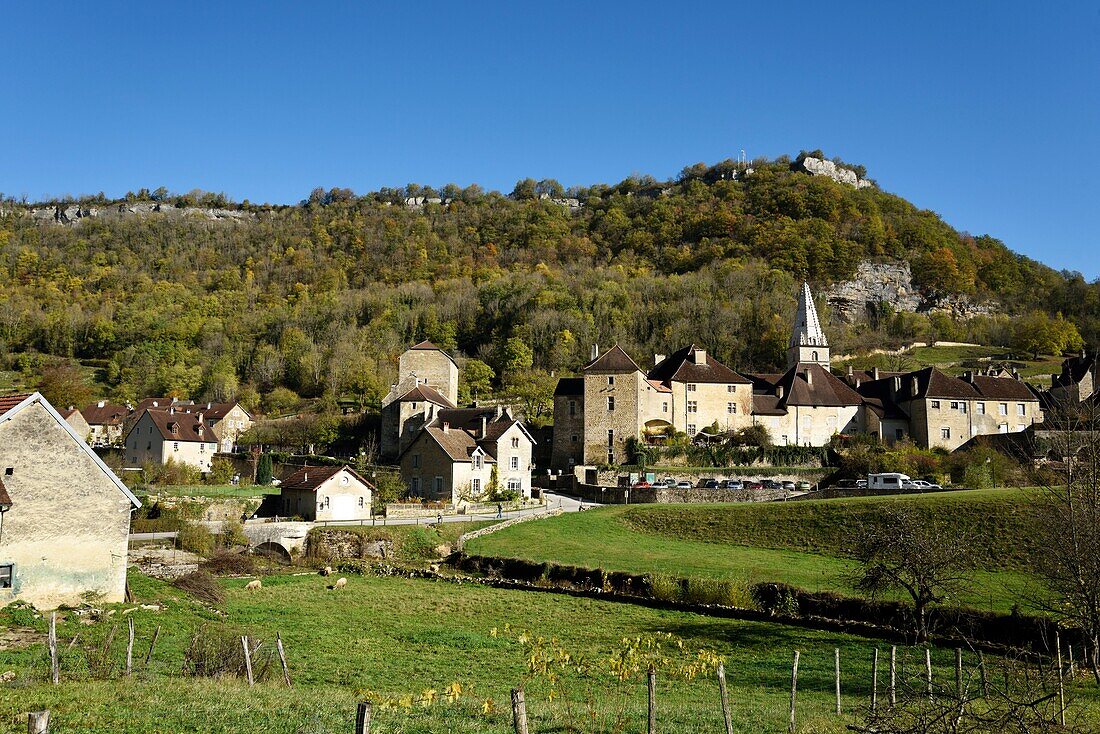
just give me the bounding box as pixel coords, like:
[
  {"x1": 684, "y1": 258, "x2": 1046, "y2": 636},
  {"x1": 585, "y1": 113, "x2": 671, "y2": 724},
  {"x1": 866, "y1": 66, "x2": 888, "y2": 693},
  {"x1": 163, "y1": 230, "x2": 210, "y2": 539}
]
[{"x1": 787, "y1": 283, "x2": 830, "y2": 368}]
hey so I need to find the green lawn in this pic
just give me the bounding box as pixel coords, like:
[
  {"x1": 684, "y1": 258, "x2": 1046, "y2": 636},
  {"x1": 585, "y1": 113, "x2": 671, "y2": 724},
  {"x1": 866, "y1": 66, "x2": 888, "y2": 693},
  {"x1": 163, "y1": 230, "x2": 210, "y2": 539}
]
[
  {"x1": 466, "y1": 490, "x2": 1042, "y2": 613},
  {"x1": 835, "y1": 344, "x2": 1063, "y2": 381},
  {"x1": 1, "y1": 570, "x2": 1090, "y2": 733}
]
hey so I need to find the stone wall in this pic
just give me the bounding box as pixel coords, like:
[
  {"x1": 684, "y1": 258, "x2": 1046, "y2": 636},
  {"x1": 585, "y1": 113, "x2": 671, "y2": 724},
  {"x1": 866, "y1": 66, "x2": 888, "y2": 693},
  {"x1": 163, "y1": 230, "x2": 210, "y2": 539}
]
[{"x1": 571, "y1": 483, "x2": 790, "y2": 505}]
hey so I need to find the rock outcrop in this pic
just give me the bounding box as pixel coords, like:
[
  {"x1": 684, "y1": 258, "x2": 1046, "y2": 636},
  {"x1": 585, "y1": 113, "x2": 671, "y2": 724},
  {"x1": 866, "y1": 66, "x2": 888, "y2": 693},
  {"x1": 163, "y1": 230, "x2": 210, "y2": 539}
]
[
  {"x1": 15, "y1": 202, "x2": 256, "y2": 227},
  {"x1": 793, "y1": 157, "x2": 872, "y2": 188},
  {"x1": 826, "y1": 260, "x2": 997, "y2": 322}
]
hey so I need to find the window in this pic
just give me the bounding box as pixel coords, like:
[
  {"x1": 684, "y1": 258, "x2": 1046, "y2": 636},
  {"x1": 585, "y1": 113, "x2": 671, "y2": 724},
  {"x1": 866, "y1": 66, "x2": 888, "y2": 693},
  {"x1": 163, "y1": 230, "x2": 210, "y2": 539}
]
[
  {"x1": 568, "y1": 400, "x2": 576, "y2": 416},
  {"x1": 950, "y1": 401, "x2": 959, "y2": 410},
  {"x1": 434, "y1": 476, "x2": 443, "y2": 494},
  {"x1": 358, "y1": 497, "x2": 364, "y2": 508},
  {"x1": 607, "y1": 396, "x2": 615, "y2": 411},
  {"x1": 507, "y1": 479, "x2": 521, "y2": 491},
  {"x1": 607, "y1": 376, "x2": 615, "y2": 386},
  {"x1": 727, "y1": 402, "x2": 737, "y2": 414},
  {"x1": 412, "y1": 453, "x2": 421, "y2": 469},
  {"x1": 410, "y1": 477, "x2": 421, "y2": 494},
  {"x1": 607, "y1": 450, "x2": 615, "y2": 464},
  {"x1": 977, "y1": 402, "x2": 986, "y2": 415},
  {"x1": 411, "y1": 402, "x2": 418, "y2": 410},
  {"x1": 930, "y1": 400, "x2": 940, "y2": 409},
  {"x1": 570, "y1": 434, "x2": 578, "y2": 443},
  {"x1": 687, "y1": 383, "x2": 697, "y2": 392},
  {"x1": 662, "y1": 401, "x2": 668, "y2": 412},
  {"x1": 607, "y1": 430, "x2": 614, "y2": 445},
  {"x1": 727, "y1": 385, "x2": 737, "y2": 393},
  {"x1": 200, "y1": 443, "x2": 205, "y2": 452},
  {"x1": 687, "y1": 424, "x2": 697, "y2": 436},
  {"x1": 324, "y1": 496, "x2": 330, "y2": 509},
  {"x1": 811, "y1": 351, "x2": 819, "y2": 361},
  {"x1": 472, "y1": 478, "x2": 481, "y2": 494},
  {"x1": 0, "y1": 564, "x2": 11, "y2": 588},
  {"x1": 473, "y1": 454, "x2": 482, "y2": 470},
  {"x1": 999, "y1": 403, "x2": 1008, "y2": 416},
  {"x1": 511, "y1": 437, "x2": 520, "y2": 448},
  {"x1": 510, "y1": 456, "x2": 519, "y2": 470},
  {"x1": 940, "y1": 427, "x2": 951, "y2": 440},
  {"x1": 687, "y1": 401, "x2": 697, "y2": 414},
  {"x1": 959, "y1": 403, "x2": 967, "y2": 414},
  {"x1": 173, "y1": 442, "x2": 179, "y2": 451},
  {"x1": 1017, "y1": 404, "x2": 1026, "y2": 416},
  {"x1": 4, "y1": 468, "x2": 12, "y2": 476}
]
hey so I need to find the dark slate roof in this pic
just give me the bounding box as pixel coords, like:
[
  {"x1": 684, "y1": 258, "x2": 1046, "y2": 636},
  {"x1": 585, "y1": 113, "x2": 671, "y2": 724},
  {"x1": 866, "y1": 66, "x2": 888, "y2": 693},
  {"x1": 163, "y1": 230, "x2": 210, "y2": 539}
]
[
  {"x1": 82, "y1": 401, "x2": 131, "y2": 425},
  {"x1": 141, "y1": 410, "x2": 215, "y2": 443},
  {"x1": 776, "y1": 363, "x2": 864, "y2": 407},
  {"x1": 1052, "y1": 353, "x2": 1097, "y2": 388},
  {"x1": 408, "y1": 340, "x2": 458, "y2": 367},
  {"x1": 280, "y1": 465, "x2": 373, "y2": 492},
  {"x1": 397, "y1": 384, "x2": 456, "y2": 408},
  {"x1": 970, "y1": 375, "x2": 1037, "y2": 401},
  {"x1": 893, "y1": 367, "x2": 979, "y2": 401},
  {"x1": 647, "y1": 345, "x2": 751, "y2": 386},
  {"x1": 583, "y1": 345, "x2": 642, "y2": 374},
  {"x1": 420, "y1": 426, "x2": 497, "y2": 463},
  {"x1": 554, "y1": 377, "x2": 584, "y2": 397},
  {"x1": 855, "y1": 379, "x2": 909, "y2": 420},
  {"x1": 0, "y1": 393, "x2": 32, "y2": 415},
  {"x1": 751, "y1": 394, "x2": 787, "y2": 416},
  {"x1": 58, "y1": 407, "x2": 80, "y2": 419}
]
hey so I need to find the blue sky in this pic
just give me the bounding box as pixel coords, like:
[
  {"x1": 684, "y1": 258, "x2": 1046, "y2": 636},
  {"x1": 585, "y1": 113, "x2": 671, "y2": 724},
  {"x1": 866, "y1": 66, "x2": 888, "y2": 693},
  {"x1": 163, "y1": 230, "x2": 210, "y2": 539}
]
[{"x1": 2, "y1": 2, "x2": 1097, "y2": 277}]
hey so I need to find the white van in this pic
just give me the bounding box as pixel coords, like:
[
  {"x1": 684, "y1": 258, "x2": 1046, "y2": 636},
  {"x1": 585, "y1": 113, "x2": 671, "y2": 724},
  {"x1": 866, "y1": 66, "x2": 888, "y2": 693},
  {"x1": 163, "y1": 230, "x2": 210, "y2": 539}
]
[{"x1": 867, "y1": 472, "x2": 911, "y2": 490}]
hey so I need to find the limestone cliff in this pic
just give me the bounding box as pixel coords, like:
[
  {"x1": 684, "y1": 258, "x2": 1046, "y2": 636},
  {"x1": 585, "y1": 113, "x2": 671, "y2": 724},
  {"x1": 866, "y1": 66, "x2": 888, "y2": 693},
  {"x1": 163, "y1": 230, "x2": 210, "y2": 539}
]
[{"x1": 826, "y1": 260, "x2": 997, "y2": 322}]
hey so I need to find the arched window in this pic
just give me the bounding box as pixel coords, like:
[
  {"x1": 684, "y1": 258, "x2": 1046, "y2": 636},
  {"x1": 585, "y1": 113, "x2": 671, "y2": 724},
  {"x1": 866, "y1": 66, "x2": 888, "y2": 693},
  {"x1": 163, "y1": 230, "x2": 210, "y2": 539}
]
[{"x1": 811, "y1": 351, "x2": 818, "y2": 361}]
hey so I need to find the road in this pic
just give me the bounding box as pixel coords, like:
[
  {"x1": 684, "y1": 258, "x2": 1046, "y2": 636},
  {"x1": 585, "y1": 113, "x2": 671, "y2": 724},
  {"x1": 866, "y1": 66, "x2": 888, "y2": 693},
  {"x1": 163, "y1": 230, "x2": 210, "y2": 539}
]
[{"x1": 315, "y1": 491, "x2": 591, "y2": 527}]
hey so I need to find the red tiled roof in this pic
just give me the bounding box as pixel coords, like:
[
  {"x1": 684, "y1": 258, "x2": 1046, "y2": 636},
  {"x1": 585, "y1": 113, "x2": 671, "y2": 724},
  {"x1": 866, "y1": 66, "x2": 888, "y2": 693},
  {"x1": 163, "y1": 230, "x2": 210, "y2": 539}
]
[
  {"x1": 141, "y1": 410, "x2": 215, "y2": 443},
  {"x1": 82, "y1": 402, "x2": 131, "y2": 425},
  {"x1": 280, "y1": 465, "x2": 373, "y2": 492},
  {"x1": 0, "y1": 393, "x2": 32, "y2": 416},
  {"x1": 970, "y1": 375, "x2": 1037, "y2": 401}
]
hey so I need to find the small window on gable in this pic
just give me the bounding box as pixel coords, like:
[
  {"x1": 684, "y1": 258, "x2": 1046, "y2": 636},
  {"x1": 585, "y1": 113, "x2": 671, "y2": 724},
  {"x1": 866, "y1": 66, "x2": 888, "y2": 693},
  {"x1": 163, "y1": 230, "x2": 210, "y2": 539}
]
[
  {"x1": 607, "y1": 396, "x2": 615, "y2": 411},
  {"x1": 3, "y1": 468, "x2": 12, "y2": 476},
  {"x1": 511, "y1": 437, "x2": 519, "y2": 448}
]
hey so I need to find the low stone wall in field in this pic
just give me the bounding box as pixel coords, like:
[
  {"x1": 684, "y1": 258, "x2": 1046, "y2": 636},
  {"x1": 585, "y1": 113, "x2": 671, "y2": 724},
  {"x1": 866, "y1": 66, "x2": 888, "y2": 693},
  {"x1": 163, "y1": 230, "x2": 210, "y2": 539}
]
[
  {"x1": 457, "y1": 508, "x2": 563, "y2": 549},
  {"x1": 571, "y1": 483, "x2": 789, "y2": 505}
]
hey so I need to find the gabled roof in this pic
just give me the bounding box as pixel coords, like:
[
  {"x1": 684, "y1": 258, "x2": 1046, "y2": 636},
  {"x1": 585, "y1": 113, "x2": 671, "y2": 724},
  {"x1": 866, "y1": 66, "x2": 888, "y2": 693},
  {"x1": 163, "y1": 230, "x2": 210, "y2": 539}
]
[
  {"x1": 397, "y1": 384, "x2": 456, "y2": 408},
  {"x1": 0, "y1": 393, "x2": 33, "y2": 414},
  {"x1": 418, "y1": 426, "x2": 498, "y2": 463},
  {"x1": 855, "y1": 379, "x2": 910, "y2": 420},
  {"x1": 751, "y1": 364, "x2": 862, "y2": 411},
  {"x1": 280, "y1": 465, "x2": 373, "y2": 492},
  {"x1": 970, "y1": 375, "x2": 1037, "y2": 401},
  {"x1": 81, "y1": 401, "x2": 131, "y2": 425},
  {"x1": 58, "y1": 407, "x2": 80, "y2": 419},
  {"x1": 139, "y1": 409, "x2": 215, "y2": 443},
  {"x1": 554, "y1": 377, "x2": 584, "y2": 397},
  {"x1": 583, "y1": 345, "x2": 642, "y2": 374},
  {"x1": 647, "y1": 345, "x2": 751, "y2": 386},
  {"x1": 0, "y1": 392, "x2": 140, "y2": 508},
  {"x1": 1052, "y1": 353, "x2": 1097, "y2": 388},
  {"x1": 189, "y1": 402, "x2": 254, "y2": 421},
  {"x1": 407, "y1": 340, "x2": 458, "y2": 367}
]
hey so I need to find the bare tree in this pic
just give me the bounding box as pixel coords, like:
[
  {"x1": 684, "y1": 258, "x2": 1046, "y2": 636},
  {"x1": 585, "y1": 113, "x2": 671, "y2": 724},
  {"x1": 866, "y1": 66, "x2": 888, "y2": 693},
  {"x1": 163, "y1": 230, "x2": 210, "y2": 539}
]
[
  {"x1": 1029, "y1": 400, "x2": 1100, "y2": 683},
  {"x1": 850, "y1": 505, "x2": 972, "y2": 642}
]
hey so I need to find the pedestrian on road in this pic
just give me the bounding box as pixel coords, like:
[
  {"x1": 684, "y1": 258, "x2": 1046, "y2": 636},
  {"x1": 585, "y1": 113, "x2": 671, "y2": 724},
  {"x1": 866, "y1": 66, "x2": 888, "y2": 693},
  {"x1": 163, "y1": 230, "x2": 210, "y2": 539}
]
[
  {"x1": 437, "y1": 512, "x2": 443, "y2": 525},
  {"x1": 496, "y1": 503, "x2": 503, "y2": 519}
]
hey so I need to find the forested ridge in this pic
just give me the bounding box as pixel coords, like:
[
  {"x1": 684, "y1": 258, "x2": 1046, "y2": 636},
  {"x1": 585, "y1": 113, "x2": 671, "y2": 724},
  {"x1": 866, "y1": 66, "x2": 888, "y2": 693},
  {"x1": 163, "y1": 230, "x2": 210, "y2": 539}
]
[{"x1": 0, "y1": 152, "x2": 1096, "y2": 416}]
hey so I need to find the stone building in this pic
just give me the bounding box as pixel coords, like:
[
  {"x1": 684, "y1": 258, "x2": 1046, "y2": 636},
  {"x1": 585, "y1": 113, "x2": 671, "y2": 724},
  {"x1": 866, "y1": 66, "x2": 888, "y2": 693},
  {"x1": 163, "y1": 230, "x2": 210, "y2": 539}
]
[
  {"x1": 58, "y1": 406, "x2": 91, "y2": 441},
  {"x1": 381, "y1": 342, "x2": 460, "y2": 460},
  {"x1": 1047, "y1": 351, "x2": 1097, "y2": 408},
  {"x1": 0, "y1": 393, "x2": 140, "y2": 609},
  {"x1": 400, "y1": 406, "x2": 535, "y2": 504},
  {"x1": 123, "y1": 408, "x2": 220, "y2": 473},
  {"x1": 748, "y1": 363, "x2": 864, "y2": 446},
  {"x1": 276, "y1": 465, "x2": 373, "y2": 521},
  {"x1": 81, "y1": 400, "x2": 131, "y2": 447},
  {"x1": 787, "y1": 282, "x2": 831, "y2": 368},
  {"x1": 550, "y1": 378, "x2": 585, "y2": 469}
]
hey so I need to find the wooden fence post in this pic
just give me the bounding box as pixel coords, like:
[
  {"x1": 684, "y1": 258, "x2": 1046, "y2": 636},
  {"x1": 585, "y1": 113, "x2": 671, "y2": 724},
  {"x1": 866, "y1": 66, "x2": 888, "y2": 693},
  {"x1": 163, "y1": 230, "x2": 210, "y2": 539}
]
[
  {"x1": 925, "y1": 648, "x2": 933, "y2": 700},
  {"x1": 978, "y1": 651, "x2": 988, "y2": 697},
  {"x1": 241, "y1": 635, "x2": 255, "y2": 686},
  {"x1": 834, "y1": 648, "x2": 841, "y2": 715},
  {"x1": 871, "y1": 649, "x2": 879, "y2": 712},
  {"x1": 1056, "y1": 630, "x2": 1066, "y2": 727},
  {"x1": 145, "y1": 625, "x2": 161, "y2": 667},
  {"x1": 889, "y1": 646, "x2": 897, "y2": 706},
  {"x1": 354, "y1": 702, "x2": 372, "y2": 734},
  {"x1": 717, "y1": 664, "x2": 733, "y2": 734},
  {"x1": 48, "y1": 612, "x2": 59, "y2": 685},
  {"x1": 955, "y1": 648, "x2": 963, "y2": 699},
  {"x1": 277, "y1": 633, "x2": 292, "y2": 686},
  {"x1": 27, "y1": 711, "x2": 49, "y2": 734},
  {"x1": 126, "y1": 617, "x2": 135, "y2": 677},
  {"x1": 789, "y1": 650, "x2": 800, "y2": 734},
  {"x1": 511, "y1": 688, "x2": 529, "y2": 734},
  {"x1": 647, "y1": 665, "x2": 656, "y2": 734}
]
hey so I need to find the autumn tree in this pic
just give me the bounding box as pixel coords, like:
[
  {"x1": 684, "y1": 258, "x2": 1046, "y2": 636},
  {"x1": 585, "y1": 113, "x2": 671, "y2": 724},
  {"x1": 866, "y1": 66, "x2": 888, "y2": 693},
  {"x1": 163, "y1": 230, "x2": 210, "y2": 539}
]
[{"x1": 37, "y1": 363, "x2": 92, "y2": 409}]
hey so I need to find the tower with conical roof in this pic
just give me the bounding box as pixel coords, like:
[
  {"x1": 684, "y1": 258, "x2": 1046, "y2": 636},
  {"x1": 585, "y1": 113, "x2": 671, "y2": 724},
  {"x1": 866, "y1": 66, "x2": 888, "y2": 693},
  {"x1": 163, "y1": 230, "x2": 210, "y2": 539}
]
[{"x1": 787, "y1": 283, "x2": 830, "y2": 368}]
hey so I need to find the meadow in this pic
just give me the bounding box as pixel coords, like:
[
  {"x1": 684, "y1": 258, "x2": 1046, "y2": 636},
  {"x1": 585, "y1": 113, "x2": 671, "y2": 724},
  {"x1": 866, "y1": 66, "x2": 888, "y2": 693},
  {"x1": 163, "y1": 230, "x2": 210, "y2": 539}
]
[
  {"x1": 4, "y1": 570, "x2": 1085, "y2": 733},
  {"x1": 466, "y1": 489, "x2": 1042, "y2": 614}
]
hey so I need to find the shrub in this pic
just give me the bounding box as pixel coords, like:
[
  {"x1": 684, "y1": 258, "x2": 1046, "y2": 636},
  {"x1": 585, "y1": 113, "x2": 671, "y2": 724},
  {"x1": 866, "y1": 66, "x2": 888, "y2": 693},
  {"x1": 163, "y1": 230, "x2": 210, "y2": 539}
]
[
  {"x1": 184, "y1": 625, "x2": 275, "y2": 680},
  {"x1": 220, "y1": 519, "x2": 250, "y2": 549},
  {"x1": 206, "y1": 457, "x2": 235, "y2": 485},
  {"x1": 202, "y1": 551, "x2": 256, "y2": 576},
  {"x1": 684, "y1": 577, "x2": 748, "y2": 606},
  {"x1": 178, "y1": 522, "x2": 215, "y2": 556},
  {"x1": 172, "y1": 571, "x2": 225, "y2": 604},
  {"x1": 647, "y1": 573, "x2": 682, "y2": 602}
]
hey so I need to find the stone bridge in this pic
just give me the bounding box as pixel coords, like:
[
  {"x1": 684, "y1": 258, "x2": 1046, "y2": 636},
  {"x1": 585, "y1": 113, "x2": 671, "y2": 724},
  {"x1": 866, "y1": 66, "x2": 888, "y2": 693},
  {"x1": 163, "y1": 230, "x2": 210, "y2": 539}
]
[{"x1": 241, "y1": 521, "x2": 313, "y2": 561}]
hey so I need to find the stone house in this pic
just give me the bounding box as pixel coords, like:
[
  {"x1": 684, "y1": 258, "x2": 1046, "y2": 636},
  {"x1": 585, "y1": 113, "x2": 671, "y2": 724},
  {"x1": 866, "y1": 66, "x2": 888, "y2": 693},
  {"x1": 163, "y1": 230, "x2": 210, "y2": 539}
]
[
  {"x1": 400, "y1": 406, "x2": 535, "y2": 504},
  {"x1": 0, "y1": 393, "x2": 141, "y2": 609},
  {"x1": 150, "y1": 401, "x2": 254, "y2": 452},
  {"x1": 123, "y1": 408, "x2": 220, "y2": 473},
  {"x1": 550, "y1": 377, "x2": 585, "y2": 469},
  {"x1": 748, "y1": 364, "x2": 864, "y2": 446},
  {"x1": 58, "y1": 406, "x2": 91, "y2": 442},
  {"x1": 1047, "y1": 351, "x2": 1097, "y2": 408},
  {"x1": 381, "y1": 342, "x2": 460, "y2": 460},
  {"x1": 81, "y1": 400, "x2": 131, "y2": 447},
  {"x1": 276, "y1": 465, "x2": 373, "y2": 522}
]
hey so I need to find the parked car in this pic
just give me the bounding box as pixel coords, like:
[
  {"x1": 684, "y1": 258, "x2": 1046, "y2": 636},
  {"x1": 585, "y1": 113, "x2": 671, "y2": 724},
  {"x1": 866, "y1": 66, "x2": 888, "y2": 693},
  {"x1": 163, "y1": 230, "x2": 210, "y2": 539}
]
[
  {"x1": 676, "y1": 481, "x2": 693, "y2": 489},
  {"x1": 720, "y1": 479, "x2": 743, "y2": 490},
  {"x1": 796, "y1": 481, "x2": 812, "y2": 491},
  {"x1": 855, "y1": 479, "x2": 867, "y2": 489},
  {"x1": 762, "y1": 479, "x2": 782, "y2": 490},
  {"x1": 700, "y1": 479, "x2": 720, "y2": 489},
  {"x1": 631, "y1": 480, "x2": 651, "y2": 489},
  {"x1": 781, "y1": 481, "x2": 796, "y2": 491},
  {"x1": 832, "y1": 478, "x2": 859, "y2": 489},
  {"x1": 905, "y1": 479, "x2": 943, "y2": 490},
  {"x1": 744, "y1": 481, "x2": 763, "y2": 490},
  {"x1": 661, "y1": 477, "x2": 677, "y2": 488}
]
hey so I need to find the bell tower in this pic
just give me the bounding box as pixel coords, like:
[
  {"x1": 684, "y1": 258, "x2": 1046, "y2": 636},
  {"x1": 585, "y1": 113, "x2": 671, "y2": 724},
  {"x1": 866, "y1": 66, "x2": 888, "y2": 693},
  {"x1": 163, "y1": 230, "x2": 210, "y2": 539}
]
[{"x1": 787, "y1": 283, "x2": 830, "y2": 368}]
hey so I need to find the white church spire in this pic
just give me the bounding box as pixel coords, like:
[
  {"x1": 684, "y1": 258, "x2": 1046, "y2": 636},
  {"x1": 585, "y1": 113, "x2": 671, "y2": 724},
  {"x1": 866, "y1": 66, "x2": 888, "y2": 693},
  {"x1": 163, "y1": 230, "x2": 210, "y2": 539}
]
[{"x1": 787, "y1": 283, "x2": 830, "y2": 368}]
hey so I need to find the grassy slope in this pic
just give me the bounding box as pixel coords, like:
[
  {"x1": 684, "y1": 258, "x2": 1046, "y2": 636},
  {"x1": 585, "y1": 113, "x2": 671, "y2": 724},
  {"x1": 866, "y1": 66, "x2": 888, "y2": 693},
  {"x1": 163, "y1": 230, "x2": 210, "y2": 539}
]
[
  {"x1": 145, "y1": 484, "x2": 281, "y2": 498},
  {"x1": 835, "y1": 344, "x2": 1063, "y2": 381},
  {"x1": 466, "y1": 490, "x2": 1041, "y2": 613},
  {"x1": 4, "y1": 571, "x2": 1075, "y2": 733},
  {"x1": 310, "y1": 520, "x2": 498, "y2": 562}
]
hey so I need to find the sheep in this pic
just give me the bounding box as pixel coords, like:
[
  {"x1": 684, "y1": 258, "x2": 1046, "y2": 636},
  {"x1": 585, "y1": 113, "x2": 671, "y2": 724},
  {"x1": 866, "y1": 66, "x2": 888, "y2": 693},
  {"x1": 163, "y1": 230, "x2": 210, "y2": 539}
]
[
  {"x1": 334, "y1": 577, "x2": 347, "y2": 590},
  {"x1": 245, "y1": 579, "x2": 262, "y2": 591},
  {"x1": 319, "y1": 566, "x2": 332, "y2": 576}
]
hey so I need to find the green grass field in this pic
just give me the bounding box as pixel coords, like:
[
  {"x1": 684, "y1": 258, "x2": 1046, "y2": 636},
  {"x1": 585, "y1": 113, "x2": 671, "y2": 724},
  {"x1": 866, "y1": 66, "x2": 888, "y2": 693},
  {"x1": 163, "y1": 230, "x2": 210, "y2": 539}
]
[
  {"x1": 835, "y1": 344, "x2": 1063, "y2": 381},
  {"x1": 466, "y1": 490, "x2": 1042, "y2": 613},
  {"x1": 1, "y1": 570, "x2": 1092, "y2": 733}
]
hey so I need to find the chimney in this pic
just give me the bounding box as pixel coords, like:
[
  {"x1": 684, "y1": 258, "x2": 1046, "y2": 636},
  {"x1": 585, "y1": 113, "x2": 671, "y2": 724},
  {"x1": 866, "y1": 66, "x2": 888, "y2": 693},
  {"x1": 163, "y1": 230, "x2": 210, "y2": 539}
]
[
  {"x1": 1012, "y1": 370, "x2": 1020, "y2": 380},
  {"x1": 846, "y1": 365, "x2": 853, "y2": 378},
  {"x1": 591, "y1": 344, "x2": 599, "y2": 360},
  {"x1": 691, "y1": 347, "x2": 706, "y2": 365},
  {"x1": 873, "y1": 367, "x2": 880, "y2": 381},
  {"x1": 98, "y1": 400, "x2": 106, "y2": 408},
  {"x1": 303, "y1": 471, "x2": 308, "y2": 482},
  {"x1": 776, "y1": 385, "x2": 785, "y2": 399},
  {"x1": 480, "y1": 416, "x2": 488, "y2": 438},
  {"x1": 805, "y1": 370, "x2": 813, "y2": 386},
  {"x1": 654, "y1": 353, "x2": 666, "y2": 366},
  {"x1": 442, "y1": 421, "x2": 450, "y2": 434},
  {"x1": 169, "y1": 406, "x2": 175, "y2": 415},
  {"x1": 855, "y1": 377, "x2": 862, "y2": 388},
  {"x1": 197, "y1": 412, "x2": 204, "y2": 424},
  {"x1": 496, "y1": 404, "x2": 503, "y2": 419},
  {"x1": 910, "y1": 376, "x2": 918, "y2": 395},
  {"x1": 207, "y1": 402, "x2": 212, "y2": 409},
  {"x1": 893, "y1": 376, "x2": 902, "y2": 394}
]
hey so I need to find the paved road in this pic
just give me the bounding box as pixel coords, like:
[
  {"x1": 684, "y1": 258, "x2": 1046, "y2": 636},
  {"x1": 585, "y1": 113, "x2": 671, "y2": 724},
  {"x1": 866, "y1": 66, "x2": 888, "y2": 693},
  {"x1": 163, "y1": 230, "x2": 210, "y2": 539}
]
[{"x1": 316, "y1": 491, "x2": 593, "y2": 527}]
